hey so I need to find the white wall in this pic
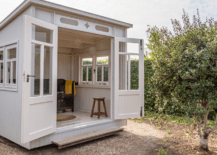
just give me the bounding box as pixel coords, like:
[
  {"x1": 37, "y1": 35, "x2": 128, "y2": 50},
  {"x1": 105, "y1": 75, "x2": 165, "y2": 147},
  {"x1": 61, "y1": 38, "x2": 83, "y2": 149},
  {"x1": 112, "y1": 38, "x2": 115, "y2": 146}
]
[
  {"x1": 0, "y1": 6, "x2": 32, "y2": 147},
  {"x1": 58, "y1": 47, "x2": 72, "y2": 80}
]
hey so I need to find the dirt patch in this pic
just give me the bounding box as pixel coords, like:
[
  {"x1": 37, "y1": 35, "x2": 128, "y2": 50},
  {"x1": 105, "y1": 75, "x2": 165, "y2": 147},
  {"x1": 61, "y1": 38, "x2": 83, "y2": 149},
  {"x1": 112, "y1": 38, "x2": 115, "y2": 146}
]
[
  {"x1": 141, "y1": 118, "x2": 217, "y2": 155},
  {"x1": 0, "y1": 119, "x2": 216, "y2": 154}
]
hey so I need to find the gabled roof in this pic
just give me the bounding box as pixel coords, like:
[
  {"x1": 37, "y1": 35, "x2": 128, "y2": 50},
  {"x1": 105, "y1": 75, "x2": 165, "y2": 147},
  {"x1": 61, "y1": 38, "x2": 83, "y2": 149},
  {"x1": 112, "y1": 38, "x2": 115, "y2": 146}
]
[{"x1": 0, "y1": 0, "x2": 133, "y2": 30}]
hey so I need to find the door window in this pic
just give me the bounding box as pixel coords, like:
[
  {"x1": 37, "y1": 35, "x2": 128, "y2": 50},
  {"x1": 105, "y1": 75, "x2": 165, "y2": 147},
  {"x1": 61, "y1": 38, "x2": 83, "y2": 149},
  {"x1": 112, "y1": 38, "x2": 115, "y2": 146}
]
[
  {"x1": 119, "y1": 42, "x2": 140, "y2": 90},
  {"x1": 32, "y1": 25, "x2": 53, "y2": 44}
]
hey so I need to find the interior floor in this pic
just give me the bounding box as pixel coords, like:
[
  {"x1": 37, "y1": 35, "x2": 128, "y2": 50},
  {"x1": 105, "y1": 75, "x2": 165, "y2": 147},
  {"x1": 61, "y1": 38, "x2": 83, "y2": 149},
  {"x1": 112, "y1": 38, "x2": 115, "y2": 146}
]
[{"x1": 57, "y1": 111, "x2": 108, "y2": 128}]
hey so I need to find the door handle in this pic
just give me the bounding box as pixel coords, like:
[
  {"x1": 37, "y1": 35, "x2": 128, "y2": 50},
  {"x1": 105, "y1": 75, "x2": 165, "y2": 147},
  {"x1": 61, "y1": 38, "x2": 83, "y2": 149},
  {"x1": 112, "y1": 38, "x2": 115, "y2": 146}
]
[{"x1": 27, "y1": 75, "x2": 35, "y2": 82}]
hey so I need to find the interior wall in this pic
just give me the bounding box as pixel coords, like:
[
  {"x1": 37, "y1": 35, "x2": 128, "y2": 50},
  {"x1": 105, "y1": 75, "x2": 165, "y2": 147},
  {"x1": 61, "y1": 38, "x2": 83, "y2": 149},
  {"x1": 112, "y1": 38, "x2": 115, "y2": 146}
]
[
  {"x1": 74, "y1": 88, "x2": 111, "y2": 117},
  {"x1": 57, "y1": 47, "x2": 72, "y2": 80}
]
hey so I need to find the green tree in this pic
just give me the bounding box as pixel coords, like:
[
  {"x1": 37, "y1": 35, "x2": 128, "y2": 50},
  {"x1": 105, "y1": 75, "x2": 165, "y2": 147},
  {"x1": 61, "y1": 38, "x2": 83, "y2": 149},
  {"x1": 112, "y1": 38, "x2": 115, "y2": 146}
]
[{"x1": 147, "y1": 9, "x2": 217, "y2": 150}]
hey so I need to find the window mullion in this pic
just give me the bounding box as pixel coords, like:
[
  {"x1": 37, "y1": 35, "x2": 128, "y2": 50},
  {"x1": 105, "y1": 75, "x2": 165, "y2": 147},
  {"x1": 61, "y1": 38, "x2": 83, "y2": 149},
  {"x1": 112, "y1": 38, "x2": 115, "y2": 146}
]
[
  {"x1": 102, "y1": 65, "x2": 104, "y2": 83},
  {"x1": 128, "y1": 55, "x2": 131, "y2": 90},
  {"x1": 86, "y1": 67, "x2": 88, "y2": 82},
  {"x1": 10, "y1": 61, "x2": 13, "y2": 84}
]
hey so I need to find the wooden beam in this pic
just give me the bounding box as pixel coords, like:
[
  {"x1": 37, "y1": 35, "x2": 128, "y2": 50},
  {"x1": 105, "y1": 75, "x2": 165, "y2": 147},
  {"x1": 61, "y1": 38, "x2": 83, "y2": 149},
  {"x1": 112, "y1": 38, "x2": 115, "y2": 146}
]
[
  {"x1": 58, "y1": 33, "x2": 96, "y2": 45},
  {"x1": 58, "y1": 40, "x2": 81, "y2": 49}
]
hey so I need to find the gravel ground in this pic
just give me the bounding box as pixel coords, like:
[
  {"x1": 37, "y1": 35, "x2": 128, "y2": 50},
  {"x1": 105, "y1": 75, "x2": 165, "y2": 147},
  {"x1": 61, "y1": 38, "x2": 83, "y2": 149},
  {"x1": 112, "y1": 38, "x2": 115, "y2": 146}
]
[{"x1": 0, "y1": 120, "x2": 166, "y2": 155}]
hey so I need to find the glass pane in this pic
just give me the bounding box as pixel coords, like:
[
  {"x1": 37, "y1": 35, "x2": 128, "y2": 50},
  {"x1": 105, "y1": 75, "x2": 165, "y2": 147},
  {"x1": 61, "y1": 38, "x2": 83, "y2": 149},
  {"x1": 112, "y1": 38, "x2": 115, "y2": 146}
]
[
  {"x1": 82, "y1": 58, "x2": 92, "y2": 65},
  {"x1": 130, "y1": 55, "x2": 139, "y2": 90},
  {"x1": 31, "y1": 44, "x2": 41, "y2": 97},
  {"x1": 88, "y1": 67, "x2": 92, "y2": 81},
  {"x1": 0, "y1": 63, "x2": 3, "y2": 83},
  {"x1": 32, "y1": 25, "x2": 53, "y2": 44},
  {"x1": 96, "y1": 56, "x2": 109, "y2": 65},
  {"x1": 8, "y1": 48, "x2": 16, "y2": 59},
  {"x1": 119, "y1": 55, "x2": 128, "y2": 90},
  {"x1": 13, "y1": 61, "x2": 16, "y2": 84},
  {"x1": 82, "y1": 67, "x2": 87, "y2": 81},
  {"x1": 44, "y1": 46, "x2": 52, "y2": 95},
  {"x1": 103, "y1": 66, "x2": 108, "y2": 82},
  {"x1": 119, "y1": 42, "x2": 139, "y2": 53},
  {"x1": 0, "y1": 51, "x2": 3, "y2": 60},
  {"x1": 97, "y1": 66, "x2": 102, "y2": 82},
  {"x1": 7, "y1": 62, "x2": 11, "y2": 83}
]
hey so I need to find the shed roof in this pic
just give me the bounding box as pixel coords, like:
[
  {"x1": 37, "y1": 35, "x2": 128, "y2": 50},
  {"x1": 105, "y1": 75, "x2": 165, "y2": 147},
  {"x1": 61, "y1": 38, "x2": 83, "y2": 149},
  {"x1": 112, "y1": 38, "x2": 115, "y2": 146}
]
[{"x1": 0, "y1": 0, "x2": 133, "y2": 30}]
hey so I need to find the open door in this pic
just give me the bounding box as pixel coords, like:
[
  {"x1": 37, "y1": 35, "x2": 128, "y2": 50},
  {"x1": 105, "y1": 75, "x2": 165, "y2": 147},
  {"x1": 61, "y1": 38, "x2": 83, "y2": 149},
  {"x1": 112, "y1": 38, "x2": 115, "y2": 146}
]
[
  {"x1": 21, "y1": 15, "x2": 58, "y2": 143},
  {"x1": 114, "y1": 37, "x2": 144, "y2": 119}
]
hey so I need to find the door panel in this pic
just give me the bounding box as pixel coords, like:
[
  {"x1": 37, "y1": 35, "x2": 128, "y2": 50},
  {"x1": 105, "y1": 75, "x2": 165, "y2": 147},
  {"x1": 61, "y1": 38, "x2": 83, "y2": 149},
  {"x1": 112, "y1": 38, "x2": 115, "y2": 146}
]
[
  {"x1": 114, "y1": 37, "x2": 144, "y2": 119},
  {"x1": 21, "y1": 15, "x2": 58, "y2": 143}
]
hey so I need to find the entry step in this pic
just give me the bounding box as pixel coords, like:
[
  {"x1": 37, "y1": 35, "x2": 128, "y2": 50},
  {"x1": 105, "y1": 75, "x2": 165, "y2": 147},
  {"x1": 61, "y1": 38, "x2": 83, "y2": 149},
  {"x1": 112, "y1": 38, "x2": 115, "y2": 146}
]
[{"x1": 52, "y1": 127, "x2": 123, "y2": 149}]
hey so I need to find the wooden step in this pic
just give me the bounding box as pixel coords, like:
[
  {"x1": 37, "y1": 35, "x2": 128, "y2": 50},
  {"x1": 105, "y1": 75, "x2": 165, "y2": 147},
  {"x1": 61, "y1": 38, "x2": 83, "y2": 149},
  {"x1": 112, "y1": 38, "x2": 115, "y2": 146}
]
[{"x1": 52, "y1": 127, "x2": 123, "y2": 149}]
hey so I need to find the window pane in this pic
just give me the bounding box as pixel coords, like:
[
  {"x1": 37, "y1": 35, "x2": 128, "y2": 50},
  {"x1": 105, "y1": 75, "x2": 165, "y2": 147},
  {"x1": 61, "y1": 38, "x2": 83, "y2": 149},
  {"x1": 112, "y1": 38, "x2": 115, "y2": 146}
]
[
  {"x1": 96, "y1": 56, "x2": 109, "y2": 65},
  {"x1": 88, "y1": 67, "x2": 92, "y2": 81},
  {"x1": 44, "y1": 46, "x2": 52, "y2": 95},
  {"x1": 103, "y1": 66, "x2": 108, "y2": 82},
  {"x1": 0, "y1": 51, "x2": 3, "y2": 60},
  {"x1": 119, "y1": 55, "x2": 128, "y2": 90},
  {"x1": 13, "y1": 61, "x2": 16, "y2": 84},
  {"x1": 82, "y1": 58, "x2": 92, "y2": 65},
  {"x1": 0, "y1": 63, "x2": 3, "y2": 83},
  {"x1": 31, "y1": 44, "x2": 41, "y2": 97},
  {"x1": 7, "y1": 62, "x2": 11, "y2": 83},
  {"x1": 82, "y1": 67, "x2": 87, "y2": 81},
  {"x1": 130, "y1": 55, "x2": 139, "y2": 90},
  {"x1": 8, "y1": 48, "x2": 16, "y2": 59},
  {"x1": 97, "y1": 66, "x2": 102, "y2": 82},
  {"x1": 32, "y1": 25, "x2": 53, "y2": 44},
  {"x1": 119, "y1": 42, "x2": 139, "y2": 53}
]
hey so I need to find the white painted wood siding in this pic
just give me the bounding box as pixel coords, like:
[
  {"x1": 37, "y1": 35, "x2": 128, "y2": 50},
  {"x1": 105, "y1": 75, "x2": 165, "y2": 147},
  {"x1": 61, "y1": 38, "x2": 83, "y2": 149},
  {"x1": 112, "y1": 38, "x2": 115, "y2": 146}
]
[{"x1": 0, "y1": 7, "x2": 32, "y2": 148}]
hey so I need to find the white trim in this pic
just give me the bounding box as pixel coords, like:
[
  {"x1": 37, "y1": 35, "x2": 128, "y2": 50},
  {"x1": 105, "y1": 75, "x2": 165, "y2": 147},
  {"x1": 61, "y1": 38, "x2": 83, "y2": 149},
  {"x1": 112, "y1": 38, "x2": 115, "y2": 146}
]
[
  {"x1": 0, "y1": 0, "x2": 133, "y2": 30},
  {"x1": 56, "y1": 118, "x2": 114, "y2": 134},
  {"x1": 0, "y1": 41, "x2": 19, "y2": 91}
]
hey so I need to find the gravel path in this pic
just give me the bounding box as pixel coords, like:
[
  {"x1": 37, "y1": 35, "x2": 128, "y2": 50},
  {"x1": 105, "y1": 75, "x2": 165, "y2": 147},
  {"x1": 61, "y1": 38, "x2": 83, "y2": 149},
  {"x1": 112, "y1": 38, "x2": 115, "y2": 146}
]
[{"x1": 0, "y1": 120, "x2": 166, "y2": 155}]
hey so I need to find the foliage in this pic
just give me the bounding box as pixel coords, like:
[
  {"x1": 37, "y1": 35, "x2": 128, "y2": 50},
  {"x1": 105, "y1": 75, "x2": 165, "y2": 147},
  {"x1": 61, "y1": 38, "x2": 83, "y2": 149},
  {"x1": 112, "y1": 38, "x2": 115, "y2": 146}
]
[
  {"x1": 158, "y1": 147, "x2": 167, "y2": 155},
  {"x1": 143, "y1": 111, "x2": 216, "y2": 128},
  {"x1": 147, "y1": 9, "x2": 217, "y2": 149}
]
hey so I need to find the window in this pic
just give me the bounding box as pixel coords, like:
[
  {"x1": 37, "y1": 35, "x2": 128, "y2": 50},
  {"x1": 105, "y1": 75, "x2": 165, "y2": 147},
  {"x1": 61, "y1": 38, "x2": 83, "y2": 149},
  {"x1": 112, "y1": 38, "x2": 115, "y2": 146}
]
[
  {"x1": 0, "y1": 42, "x2": 18, "y2": 91},
  {"x1": 119, "y1": 42, "x2": 139, "y2": 90},
  {"x1": 0, "y1": 48, "x2": 3, "y2": 86},
  {"x1": 80, "y1": 56, "x2": 109, "y2": 86},
  {"x1": 5, "y1": 45, "x2": 17, "y2": 88},
  {"x1": 96, "y1": 56, "x2": 109, "y2": 85},
  {"x1": 81, "y1": 58, "x2": 92, "y2": 84}
]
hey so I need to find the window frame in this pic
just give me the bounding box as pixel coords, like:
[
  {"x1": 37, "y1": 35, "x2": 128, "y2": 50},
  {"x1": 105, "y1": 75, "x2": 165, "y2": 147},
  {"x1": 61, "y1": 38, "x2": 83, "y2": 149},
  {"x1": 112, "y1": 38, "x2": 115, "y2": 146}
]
[
  {"x1": 80, "y1": 57, "x2": 93, "y2": 85},
  {"x1": 0, "y1": 40, "x2": 18, "y2": 91},
  {"x1": 79, "y1": 55, "x2": 110, "y2": 87},
  {"x1": 95, "y1": 55, "x2": 109, "y2": 86},
  {"x1": 0, "y1": 47, "x2": 4, "y2": 88}
]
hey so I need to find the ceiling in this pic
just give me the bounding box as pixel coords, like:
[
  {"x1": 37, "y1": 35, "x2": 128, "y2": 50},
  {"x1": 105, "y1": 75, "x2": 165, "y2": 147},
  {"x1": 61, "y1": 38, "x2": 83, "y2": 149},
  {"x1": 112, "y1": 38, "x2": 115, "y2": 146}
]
[{"x1": 58, "y1": 27, "x2": 111, "y2": 50}]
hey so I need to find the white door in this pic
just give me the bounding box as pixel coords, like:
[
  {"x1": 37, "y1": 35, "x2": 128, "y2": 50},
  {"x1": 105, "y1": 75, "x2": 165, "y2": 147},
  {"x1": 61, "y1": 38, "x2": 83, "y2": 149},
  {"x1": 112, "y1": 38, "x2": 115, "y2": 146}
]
[
  {"x1": 114, "y1": 37, "x2": 144, "y2": 119},
  {"x1": 21, "y1": 15, "x2": 58, "y2": 143}
]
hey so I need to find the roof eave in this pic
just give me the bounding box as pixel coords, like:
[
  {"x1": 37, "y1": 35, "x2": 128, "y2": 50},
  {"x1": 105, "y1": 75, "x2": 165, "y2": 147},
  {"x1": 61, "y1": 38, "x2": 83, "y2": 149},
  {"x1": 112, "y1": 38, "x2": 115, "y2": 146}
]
[{"x1": 0, "y1": 0, "x2": 133, "y2": 30}]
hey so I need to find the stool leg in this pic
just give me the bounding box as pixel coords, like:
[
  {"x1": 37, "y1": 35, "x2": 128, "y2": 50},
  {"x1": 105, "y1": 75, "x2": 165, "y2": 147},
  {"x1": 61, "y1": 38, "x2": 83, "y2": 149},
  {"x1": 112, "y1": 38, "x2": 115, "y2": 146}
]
[
  {"x1": 98, "y1": 100, "x2": 100, "y2": 119},
  {"x1": 90, "y1": 99, "x2": 95, "y2": 117},
  {"x1": 103, "y1": 100, "x2": 108, "y2": 117}
]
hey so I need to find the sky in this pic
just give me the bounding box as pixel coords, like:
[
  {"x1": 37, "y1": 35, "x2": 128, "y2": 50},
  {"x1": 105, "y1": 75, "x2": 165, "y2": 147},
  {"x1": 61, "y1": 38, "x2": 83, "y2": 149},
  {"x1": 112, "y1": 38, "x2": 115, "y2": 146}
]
[{"x1": 1, "y1": 0, "x2": 217, "y2": 47}]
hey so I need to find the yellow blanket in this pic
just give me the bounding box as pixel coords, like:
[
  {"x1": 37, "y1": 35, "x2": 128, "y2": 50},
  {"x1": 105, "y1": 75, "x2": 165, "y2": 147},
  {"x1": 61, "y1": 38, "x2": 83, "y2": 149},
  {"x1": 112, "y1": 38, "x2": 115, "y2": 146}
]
[{"x1": 65, "y1": 80, "x2": 76, "y2": 95}]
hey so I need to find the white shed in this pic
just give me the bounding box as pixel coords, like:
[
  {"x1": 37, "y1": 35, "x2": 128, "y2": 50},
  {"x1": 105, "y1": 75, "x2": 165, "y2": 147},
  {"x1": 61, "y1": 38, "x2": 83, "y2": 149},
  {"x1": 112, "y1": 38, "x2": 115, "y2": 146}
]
[{"x1": 0, "y1": 0, "x2": 144, "y2": 149}]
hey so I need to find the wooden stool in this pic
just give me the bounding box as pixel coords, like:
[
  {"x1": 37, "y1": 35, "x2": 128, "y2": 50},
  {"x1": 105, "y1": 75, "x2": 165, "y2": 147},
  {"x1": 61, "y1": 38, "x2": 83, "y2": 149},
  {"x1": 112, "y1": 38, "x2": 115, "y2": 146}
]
[{"x1": 90, "y1": 97, "x2": 108, "y2": 119}]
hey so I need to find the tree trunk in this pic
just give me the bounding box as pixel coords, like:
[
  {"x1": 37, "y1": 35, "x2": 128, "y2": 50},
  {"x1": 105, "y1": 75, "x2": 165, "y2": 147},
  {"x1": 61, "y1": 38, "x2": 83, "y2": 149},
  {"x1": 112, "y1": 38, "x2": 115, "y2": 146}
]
[{"x1": 199, "y1": 134, "x2": 209, "y2": 150}]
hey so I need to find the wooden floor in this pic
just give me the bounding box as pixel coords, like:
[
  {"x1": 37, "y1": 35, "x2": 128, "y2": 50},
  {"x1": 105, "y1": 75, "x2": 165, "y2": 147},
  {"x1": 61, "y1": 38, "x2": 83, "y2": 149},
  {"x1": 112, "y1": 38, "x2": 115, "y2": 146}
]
[{"x1": 57, "y1": 111, "x2": 109, "y2": 128}]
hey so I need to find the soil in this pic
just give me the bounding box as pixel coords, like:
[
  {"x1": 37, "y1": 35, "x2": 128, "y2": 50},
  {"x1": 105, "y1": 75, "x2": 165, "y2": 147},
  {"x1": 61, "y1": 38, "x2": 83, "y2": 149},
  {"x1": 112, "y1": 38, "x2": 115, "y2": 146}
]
[{"x1": 0, "y1": 119, "x2": 216, "y2": 155}]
